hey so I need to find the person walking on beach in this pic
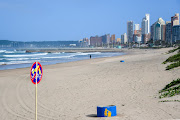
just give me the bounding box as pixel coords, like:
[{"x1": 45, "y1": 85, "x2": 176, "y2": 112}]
[{"x1": 90, "y1": 55, "x2": 91, "y2": 59}]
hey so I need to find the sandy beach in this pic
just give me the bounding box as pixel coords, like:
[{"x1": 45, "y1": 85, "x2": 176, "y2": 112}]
[{"x1": 0, "y1": 48, "x2": 180, "y2": 120}]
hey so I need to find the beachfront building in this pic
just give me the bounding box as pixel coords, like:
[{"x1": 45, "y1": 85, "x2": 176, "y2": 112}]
[
  {"x1": 134, "y1": 24, "x2": 140, "y2": 30},
  {"x1": 133, "y1": 27, "x2": 141, "y2": 43},
  {"x1": 102, "y1": 34, "x2": 110, "y2": 44},
  {"x1": 116, "y1": 38, "x2": 121, "y2": 43},
  {"x1": 79, "y1": 38, "x2": 90, "y2": 47},
  {"x1": 170, "y1": 13, "x2": 179, "y2": 45},
  {"x1": 141, "y1": 34, "x2": 150, "y2": 44},
  {"x1": 141, "y1": 14, "x2": 150, "y2": 34},
  {"x1": 121, "y1": 33, "x2": 127, "y2": 44},
  {"x1": 90, "y1": 35, "x2": 102, "y2": 47},
  {"x1": 133, "y1": 34, "x2": 141, "y2": 43},
  {"x1": 165, "y1": 21, "x2": 172, "y2": 44},
  {"x1": 171, "y1": 13, "x2": 179, "y2": 29},
  {"x1": 110, "y1": 34, "x2": 115, "y2": 43},
  {"x1": 161, "y1": 25, "x2": 166, "y2": 41},
  {"x1": 151, "y1": 18, "x2": 165, "y2": 41},
  {"x1": 141, "y1": 14, "x2": 150, "y2": 43},
  {"x1": 172, "y1": 25, "x2": 180, "y2": 44},
  {"x1": 127, "y1": 21, "x2": 133, "y2": 43},
  {"x1": 133, "y1": 30, "x2": 141, "y2": 43},
  {"x1": 150, "y1": 23, "x2": 154, "y2": 40}
]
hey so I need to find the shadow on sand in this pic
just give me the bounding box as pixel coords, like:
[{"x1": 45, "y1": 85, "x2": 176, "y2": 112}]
[{"x1": 86, "y1": 114, "x2": 97, "y2": 117}]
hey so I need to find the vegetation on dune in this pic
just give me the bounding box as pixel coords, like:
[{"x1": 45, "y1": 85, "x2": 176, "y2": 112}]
[
  {"x1": 159, "y1": 100, "x2": 180, "y2": 102},
  {"x1": 167, "y1": 46, "x2": 180, "y2": 54},
  {"x1": 159, "y1": 46, "x2": 180, "y2": 101},
  {"x1": 161, "y1": 78, "x2": 180, "y2": 91},
  {"x1": 163, "y1": 53, "x2": 180, "y2": 64},
  {"x1": 159, "y1": 88, "x2": 180, "y2": 98},
  {"x1": 159, "y1": 78, "x2": 180, "y2": 99},
  {"x1": 163, "y1": 46, "x2": 180, "y2": 70},
  {"x1": 166, "y1": 61, "x2": 180, "y2": 70}
]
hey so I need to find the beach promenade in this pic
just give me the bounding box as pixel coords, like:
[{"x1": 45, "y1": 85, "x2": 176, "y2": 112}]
[{"x1": 0, "y1": 48, "x2": 179, "y2": 120}]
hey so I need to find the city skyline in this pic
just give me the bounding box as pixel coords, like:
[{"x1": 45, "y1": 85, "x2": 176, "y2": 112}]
[{"x1": 0, "y1": 0, "x2": 180, "y2": 41}]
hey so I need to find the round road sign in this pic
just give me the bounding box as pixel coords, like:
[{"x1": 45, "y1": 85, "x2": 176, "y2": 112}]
[{"x1": 30, "y1": 62, "x2": 43, "y2": 84}]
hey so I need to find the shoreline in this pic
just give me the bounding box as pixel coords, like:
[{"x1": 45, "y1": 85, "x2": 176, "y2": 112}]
[
  {"x1": 18, "y1": 47, "x2": 164, "y2": 53},
  {"x1": 0, "y1": 51, "x2": 126, "y2": 71},
  {"x1": 0, "y1": 48, "x2": 168, "y2": 71},
  {"x1": 19, "y1": 48, "x2": 124, "y2": 53}
]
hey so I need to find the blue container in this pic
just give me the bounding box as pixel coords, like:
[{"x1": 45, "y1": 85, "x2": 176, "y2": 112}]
[
  {"x1": 97, "y1": 105, "x2": 117, "y2": 117},
  {"x1": 120, "y1": 60, "x2": 124, "y2": 62}
]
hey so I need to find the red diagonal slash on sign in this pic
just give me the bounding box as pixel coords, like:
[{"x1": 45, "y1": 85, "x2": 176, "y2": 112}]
[{"x1": 32, "y1": 65, "x2": 40, "y2": 82}]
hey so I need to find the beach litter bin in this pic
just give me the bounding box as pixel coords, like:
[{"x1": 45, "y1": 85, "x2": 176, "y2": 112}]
[
  {"x1": 120, "y1": 60, "x2": 124, "y2": 62},
  {"x1": 97, "y1": 105, "x2": 117, "y2": 117}
]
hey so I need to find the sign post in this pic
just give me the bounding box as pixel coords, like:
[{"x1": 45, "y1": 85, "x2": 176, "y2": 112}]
[
  {"x1": 30, "y1": 62, "x2": 43, "y2": 120},
  {"x1": 35, "y1": 62, "x2": 37, "y2": 120}
]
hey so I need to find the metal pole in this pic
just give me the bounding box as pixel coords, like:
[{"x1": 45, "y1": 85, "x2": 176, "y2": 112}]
[{"x1": 36, "y1": 62, "x2": 37, "y2": 120}]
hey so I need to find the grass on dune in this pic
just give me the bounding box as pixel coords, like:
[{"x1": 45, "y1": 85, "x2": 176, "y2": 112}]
[
  {"x1": 167, "y1": 46, "x2": 180, "y2": 54},
  {"x1": 163, "y1": 46, "x2": 180, "y2": 70},
  {"x1": 163, "y1": 53, "x2": 180, "y2": 64},
  {"x1": 159, "y1": 78, "x2": 180, "y2": 99},
  {"x1": 160, "y1": 46, "x2": 180, "y2": 100},
  {"x1": 166, "y1": 61, "x2": 180, "y2": 70}
]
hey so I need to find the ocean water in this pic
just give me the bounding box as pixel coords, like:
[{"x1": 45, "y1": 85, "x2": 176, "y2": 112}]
[{"x1": 0, "y1": 49, "x2": 125, "y2": 70}]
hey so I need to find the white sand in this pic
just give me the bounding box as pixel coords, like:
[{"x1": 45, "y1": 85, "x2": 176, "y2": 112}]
[{"x1": 0, "y1": 48, "x2": 180, "y2": 120}]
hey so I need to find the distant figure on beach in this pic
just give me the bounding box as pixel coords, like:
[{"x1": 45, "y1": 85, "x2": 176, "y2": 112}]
[{"x1": 90, "y1": 55, "x2": 91, "y2": 59}]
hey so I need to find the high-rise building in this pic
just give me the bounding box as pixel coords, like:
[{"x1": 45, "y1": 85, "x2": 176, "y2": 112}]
[
  {"x1": 116, "y1": 38, "x2": 121, "y2": 43},
  {"x1": 102, "y1": 34, "x2": 110, "y2": 44},
  {"x1": 127, "y1": 21, "x2": 133, "y2": 43},
  {"x1": 172, "y1": 25, "x2": 180, "y2": 44},
  {"x1": 80, "y1": 38, "x2": 90, "y2": 47},
  {"x1": 171, "y1": 13, "x2": 179, "y2": 29},
  {"x1": 133, "y1": 29, "x2": 141, "y2": 43},
  {"x1": 161, "y1": 25, "x2": 166, "y2": 41},
  {"x1": 151, "y1": 18, "x2": 165, "y2": 41},
  {"x1": 134, "y1": 24, "x2": 140, "y2": 39},
  {"x1": 141, "y1": 34, "x2": 150, "y2": 44},
  {"x1": 121, "y1": 33, "x2": 127, "y2": 44},
  {"x1": 134, "y1": 24, "x2": 140, "y2": 30},
  {"x1": 90, "y1": 35, "x2": 102, "y2": 46},
  {"x1": 141, "y1": 14, "x2": 150, "y2": 44},
  {"x1": 171, "y1": 13, "x2": 179, "y2": 44},
  {"x1": 110, "y1": 34, "x2": 115, "y2": 43},
  {"x1": 141, "y1": 14, "x2": 150, "y2": 34},
  {"x1": 150, "y1": 23, "x2": 155, "y2": 40},
  {"x1": 165, "y1": 21, "x2": 171, "y2": 44}
]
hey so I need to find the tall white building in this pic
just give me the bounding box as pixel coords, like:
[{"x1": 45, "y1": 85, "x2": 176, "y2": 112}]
[
  {"x1": 121, "y1": 33, "x2": 127, "y2": 44},
  {"x1": 134, "y1": 24, "x2": 140, "y2": 30},
  {"x1": 141, "y1": 14, "x2": 150, "y2": 34}
]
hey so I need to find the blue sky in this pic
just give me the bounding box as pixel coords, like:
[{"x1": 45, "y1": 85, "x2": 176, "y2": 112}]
[{"x1": 0, "y1": 0, "x2": 180, "y2": 41}]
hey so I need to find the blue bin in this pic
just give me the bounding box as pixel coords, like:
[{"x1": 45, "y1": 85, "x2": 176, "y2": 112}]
[{"x1": 97, "y1": 105, "x2": 117, "y2": 117}]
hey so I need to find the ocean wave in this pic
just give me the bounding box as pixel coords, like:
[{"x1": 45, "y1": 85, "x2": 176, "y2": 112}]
[
  {"x1": 42, "y1": 55, "x2": 75, "y2": 59},
  {"x1": 75, "y1": 52, "x2": 101, "y2": 56},
  {"x1": 5, "y1": 58, "x2": 30, "y2": 61},
  {"x1": 0, "y1": 50, "x2": 6, "y2": 53},
  {"x1": 3, "y1": 53, "x2": 48, "y2": 57},
  {"x1": 0, "y1": 60, "x2": 40, "y2": 65},
  {"x1": 5, "y1": 51, "x2": 15, "y2": 53},
  {"x1": 14, "y1": 50, "x2": 26, "y2": 53},
  {"x1": 52, "y1": 52, "x2": 61, "y2": 54},
  {"x1": 0, "y1": 50, "x2": 26, "y2": 54}
]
